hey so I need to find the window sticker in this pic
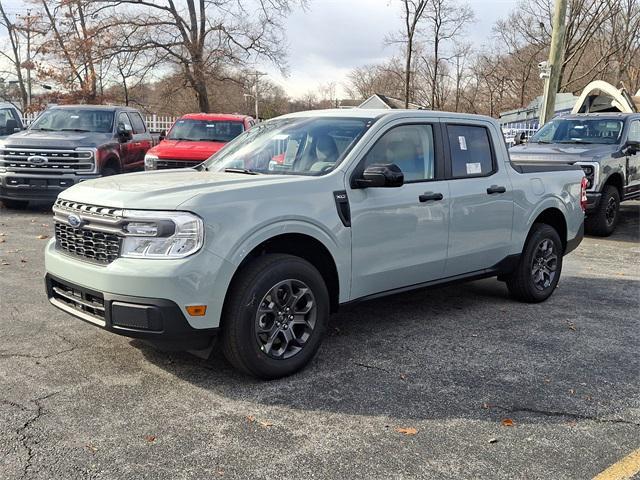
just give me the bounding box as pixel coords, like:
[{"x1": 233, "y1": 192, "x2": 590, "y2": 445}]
[
  {"x1": 458, "y1": 135, "x2": 467, "y2": 151},
  {"x1": 466, "y1": 162, "x2": 481, "y2": 175},
  {"x1": 70, "y1": 115, "x2": 79, "y2": 119}
]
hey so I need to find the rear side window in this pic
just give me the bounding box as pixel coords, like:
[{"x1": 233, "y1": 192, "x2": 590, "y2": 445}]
[
  {"x1": 447, "y1": 125, "x2": 494, "y2": 178},
  {"x1": 128, "y1": 112, "x2": 146, "y2": 134}
]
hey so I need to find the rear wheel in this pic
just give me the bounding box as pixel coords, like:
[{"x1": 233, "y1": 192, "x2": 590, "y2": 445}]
[
  {"x1": 221, "y1": 254, "x2": 329, "y2": 379},
  {"x1": 1, "y1": 199, "x2": 29, "y2": 209},
  {"x1": 585, "y1": 185, "x2": 620, "y2": 237},
  {"x1": 101, "y1": 166, "x2": 119, "y2": 177},
  {"x1": 506, "y1": 223, "x2": 563, "y2": 303}
]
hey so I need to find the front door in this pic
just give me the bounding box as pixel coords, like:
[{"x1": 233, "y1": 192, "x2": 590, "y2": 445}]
[
  {"x1": 624, "y1": 119, "x2": 640, "y2": 198},
  {"x1": 442, "y1": 122, "x2": 514, "y2": 277},
  {"x1": 349, "y1": 122, "x2": 450, "y2": 299}
]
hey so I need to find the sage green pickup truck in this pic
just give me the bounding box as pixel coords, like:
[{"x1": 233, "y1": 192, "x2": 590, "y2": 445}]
[{"x1": 45, "y1": 110, "x2": 586, "y2": 379}]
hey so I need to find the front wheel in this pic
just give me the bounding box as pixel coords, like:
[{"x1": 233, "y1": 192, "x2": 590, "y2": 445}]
[
  {"x1": 585, "y1": 185, "x2": 619, "y2": 237},
  {"x1": 506, "y1": 223, "x2": 563, "y2": 303},
  {"x1": 221, "y1": 254, "x2": 329, "y2": 379}
]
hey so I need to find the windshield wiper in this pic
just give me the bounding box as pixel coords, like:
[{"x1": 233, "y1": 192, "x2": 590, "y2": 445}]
[
  {"x1": 30, "y1": 127, "x2": 56, "y2": 131},
  {"x1": 532, "y1": 140, "x2": 551, "y2": 144},
  {"x1": 224, "y1": 167, "x2": 260, "y2": 175},
  {"x1": 169, "y1": 137, "x2": 194, "y2": 141},
  {"x1": 60, "y1": 128, "x2": 91, "y2": 132},
  {"x1": 558, "y1": 140, "x2": 592, "y2": 144}
]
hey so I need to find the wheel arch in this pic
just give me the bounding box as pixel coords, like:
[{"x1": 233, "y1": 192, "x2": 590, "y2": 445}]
[
  {"x1": 530, "y1": 207, "x2": 568, "y2": 252},
  {"x1": 224, "y1": 232, "x2": 341, "y2": 314},
  {"x1": 602, "y1": 172, "x2": 624, "y2": 198}
]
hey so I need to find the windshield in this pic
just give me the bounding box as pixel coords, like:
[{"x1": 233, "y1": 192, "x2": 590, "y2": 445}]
[
  {"x1": 30, "y1": 109, "x2": 114, "y2": 133},
  {"x1": 168, "y1": 118, "x2": 245, "y2": 142},
  {"x1": 529, "y1": 118, "x2": 623, "y2": 145},
  {"x1": 201, "y1": 117, "x2": 370, "y2": 176}
]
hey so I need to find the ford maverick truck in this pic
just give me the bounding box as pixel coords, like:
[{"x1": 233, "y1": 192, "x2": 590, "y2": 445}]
[
  {"x1": 0, "y1": 105, "x2": 153, "y2": 209},
  {"x1": 510, "y1": 113, "x2": 640, "y2": 236},
  {"x1": 44, "y1": 110, "x2": 586, "y2": 379}
]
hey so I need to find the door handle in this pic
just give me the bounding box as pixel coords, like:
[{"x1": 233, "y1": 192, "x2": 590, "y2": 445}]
[
  {"x1": 486, "y1": 185, "x2": 506, "y2": 194},
  {"x1": 419, "y1": 192, "x2": 444, "y2": 202}
]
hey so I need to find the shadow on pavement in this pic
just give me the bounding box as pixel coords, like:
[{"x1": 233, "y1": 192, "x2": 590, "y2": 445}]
[{"x1": 133, "y1": 273, "x2": 639, "y2": 424}]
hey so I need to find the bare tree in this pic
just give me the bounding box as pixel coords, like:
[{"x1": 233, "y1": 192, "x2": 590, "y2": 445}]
[
  {"x1": 0, "y1": 2, "x2": 29, "y2": 108},
  {"x1": 102, "y1": 0, "x2": 303, "y2": 112}
]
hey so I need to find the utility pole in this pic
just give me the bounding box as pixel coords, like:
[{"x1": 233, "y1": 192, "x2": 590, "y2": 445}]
[
  {"x1": 539, "y1": 0, "x2": 568, "y2": 125},
  {"x1": 249, "y1": 71, "x2": 267, "y2": 121},
  {"x1": 24, "y1": 9, "x2": 32, "y2": 108}
]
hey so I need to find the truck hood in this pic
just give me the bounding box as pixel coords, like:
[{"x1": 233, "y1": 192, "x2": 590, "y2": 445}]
[
  {"x1": 1, "y1": 130, "x2": 113, "y2": 149},
  {"x1": 148, "y1": 139, "x2": 226, "y2": 161},
  {"x1": 58, "y1": 169, "x2": 311, "y2": 210},
  {"x1": 509, "y1": 142, "x2": 617, "y2": 163}
]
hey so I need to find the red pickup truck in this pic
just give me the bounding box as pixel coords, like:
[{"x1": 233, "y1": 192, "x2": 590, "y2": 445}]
[{"x1": 144, "y1": 113, "x2": 255, "y2": 170}]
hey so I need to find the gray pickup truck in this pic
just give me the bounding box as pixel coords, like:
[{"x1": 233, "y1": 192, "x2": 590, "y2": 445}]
[
  {"x1": 0, "y1": 105, "x2": 153, "y2": 209},
  {"x1": 44, "y1": 110, "x2": 585, "y2": 379},
  {"x1": 510, "y1": 113, "x2": 640, "y2": 236}
]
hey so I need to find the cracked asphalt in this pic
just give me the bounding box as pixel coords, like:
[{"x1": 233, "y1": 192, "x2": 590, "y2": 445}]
[{"x1": 1, "y1": 201, "x2": 639, "y2": 480}]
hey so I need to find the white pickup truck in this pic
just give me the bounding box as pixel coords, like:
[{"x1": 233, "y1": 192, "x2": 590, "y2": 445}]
[{"x1": 45, "y1": 110, "x2": 586, "y2": 378}]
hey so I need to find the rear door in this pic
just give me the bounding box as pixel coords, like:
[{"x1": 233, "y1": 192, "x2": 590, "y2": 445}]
[
  {"x1": 348, "y1": 120, "x2": 450, "y2": 299},
  {"x1": 442, "y1": 121, "x2": 514, "y2": 277}
]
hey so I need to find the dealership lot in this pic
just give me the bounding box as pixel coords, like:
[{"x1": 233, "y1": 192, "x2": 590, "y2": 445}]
[{"x1": 0, "y1": 202, "x2": 638, "y2": 480}]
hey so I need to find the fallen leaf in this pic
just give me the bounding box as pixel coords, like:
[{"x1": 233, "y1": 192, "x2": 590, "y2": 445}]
[
  {"x1": 399, "y1": 373, "x2": 407, "y2": 381},
  {"x1": 217, "y1": 470, "x2": 224, "y2": 476},
  {"x1": 501, "y1": 418, "x2": 514, "y2": 427},
  {"x1": 20, "y1": 259, "x2": 26, "y2": 263},
  {"x1": 1, "y1": 261, "x2": 9, "y2": 266},
  {"x1": 617, "y1": 272, "x2": 625, "y2": 276},
  {"x1": 488, "y1": 438, "x2": 498, "y2": 444},
  {"x1": 482, "y1": 402, "x2": 492, "y2": 409},
  {"x1": 144, "y1": 435, "x2": 156, "y2": 443},
  {"x1": 395, "y1": 427, "x2": 418, "y2": 435},
  {"x1": 246, "y1": 415, "x2": 255, "y2": 423},
  {"x1": 0, "y1": 233, "x2": 6, "y2": 236},
  {"x1": 259, "y1": 421, "x2": 273, "y2": 428},
  {"x1": 0, "y1": 239, "x2": 5, "y2": 243},
  {"x1": 543, "y1": 378, "x2": 551, "y2": 383},
  {"x1": 37, "y1": 234, "x2": 48, "y2": 240},
  {"x1": 85, "y1": 444, "x2": 98, "y2": 453},
  {"x1": 567, "y1": 323, "x2": 576, "y2": 331},
  {"x1": 568, "y1": 389, "x2": 575, "y2": 395},
  {"x1": 584, "y1": 395, "x2": 592, "y2": 401},
  {"x1": 41, "y1": 223, "x2": 49, "y2": 227}
]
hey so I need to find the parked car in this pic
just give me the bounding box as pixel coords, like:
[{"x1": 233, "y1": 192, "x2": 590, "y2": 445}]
[
  {"x1": 0, "y1": 105, "x2": 154, "y2": 209},
  {"x1": 0, "y1": 102, "x2": 24, "y2": 138},
  {"x1": 144, "y1": 113, "x2": 254, "y2": 170},
  {"x1": 510, "y1": 113, "x2": 640, "y2": 236},
  {"x1": 44, "y1": 110, "x2": 585, "y2": 379}
]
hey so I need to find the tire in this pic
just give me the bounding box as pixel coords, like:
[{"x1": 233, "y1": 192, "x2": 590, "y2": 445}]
[
  {"x1": 221, "y1": 254, "x2": 329, "y2": 379},
  {"x1": 585, "y1": 185, "x2": 620, "y2": 237},
  {"x1": 1, "y1": 199, "x2": 29, "y2": 209},
  {"x1": 506, "y1": 223, "x2": 563, "y2": 303}
]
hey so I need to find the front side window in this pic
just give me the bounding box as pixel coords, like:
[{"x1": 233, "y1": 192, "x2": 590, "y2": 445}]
[
  {"x1": 529, "y1": 118, "x2": 624, "y2": 145},
  {"x1": 447, "y1": 125, "x2": 494, "y2": 178},
  {"x1": 168, "y1": 119, "x2": 245, "y2": 142},
  {"x1": 129, "y1": 112, "x2": 146, "y2": 134},
  {"x1": 201, "y1": 117, "x2": 369, "y2": 176},
  {"x1": 628, "y1": 120, "x2": 640, "y2": 143},
  {"x1": 361, "y1": 124, "x2": 435, "y2": 181},
  {"x1": 30, "y1": 109, "x2": 114, "y2": 133}
]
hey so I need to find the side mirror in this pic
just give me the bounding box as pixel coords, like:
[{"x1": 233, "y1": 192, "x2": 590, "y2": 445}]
[
  {"x1": 117, "y1": 123, "x2": 133, "y2": 142},
  {"x1": 624, "y1": 139, "x2": 640, "y2": 155},
  {"x1": 513, "y1": 131, "x2": 526, "y2": 145},
  {"x1": 5, "y1": 119, "x2": 19, "y2": 133},
  {"x1": 159, "y1": 129, "x2": 167, "y2": 141},
  {"x1": 354, "y1": 163, "x2": 404, "y2": 188}
]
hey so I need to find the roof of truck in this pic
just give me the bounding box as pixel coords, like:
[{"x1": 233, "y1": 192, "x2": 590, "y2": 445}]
[
  {"x1": 280, "y1": 108, "x2": 500, "y2": 124},
  {"x1": 47, "y1": 104, "x2": 140, "y2": 112}
]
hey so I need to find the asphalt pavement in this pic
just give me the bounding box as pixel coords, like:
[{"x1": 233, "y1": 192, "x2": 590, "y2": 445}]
[{"x1": 1, "y1": 201, "x2": 638, "y2": 480}]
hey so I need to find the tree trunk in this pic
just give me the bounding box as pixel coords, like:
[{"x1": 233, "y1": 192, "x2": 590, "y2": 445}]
[{"x1": 404, "y1": 35, "x2": 412, "y2": 108}]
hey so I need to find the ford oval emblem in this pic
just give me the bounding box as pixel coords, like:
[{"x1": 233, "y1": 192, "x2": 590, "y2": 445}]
[
  {"x1": 68, "y1": 214, "x2": 82, "y2": 228},
  {"x1": 27, "y1": 155, "x2": 47, "y2": 164}
]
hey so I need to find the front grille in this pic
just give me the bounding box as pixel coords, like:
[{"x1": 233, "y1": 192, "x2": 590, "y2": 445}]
[
  {"x1": 50, "y1": 278, "x2": 105, "y2": 322},
  {"x1": 156, "y1": 159, "x2": 201, "y2": 169},
  {"x1": 55, "y1": 223, "x2": 121, "y2": 263},
  {"x1": 53, "y1": 199, "x2": 124, "y2": 264},
  {"x1": 0, "y1": 147, "x2": 95, "y2": 174}
]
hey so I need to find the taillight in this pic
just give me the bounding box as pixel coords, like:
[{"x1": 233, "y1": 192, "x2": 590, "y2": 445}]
[{"x1": 580, "y1": 177, "x2": 588, "y2": 212}]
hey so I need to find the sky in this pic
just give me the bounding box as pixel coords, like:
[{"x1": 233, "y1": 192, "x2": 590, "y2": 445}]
[
  {"x1": 261, "y1": 0, "x2": 521, "y2": 98},
  {"x1": 0, "y1": 0, "x2": 521, "y2": 99}
]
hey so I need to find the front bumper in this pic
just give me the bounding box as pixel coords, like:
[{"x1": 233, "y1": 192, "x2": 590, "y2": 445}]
[
  {"x1": 44, "y1": 239, "x2": 237, "y2": 335},
  {"x1": 46, "y1": 274, "x2": 217, "y2": 348},
  {"x1": 0, "y1": 172, "x2": 100, "y2": 202},
  {"x1": 585, "y1": 192, "x2": 601, "y2": 214}
]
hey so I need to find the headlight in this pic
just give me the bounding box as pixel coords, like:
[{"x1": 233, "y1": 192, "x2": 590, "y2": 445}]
[
  {"x1": 144, "y1": 153, "x2": 158, "y2": 170},
  {"x1": 120, "y1": 210, "x2": 203, "y2": 258},
  {"x1": 576, "y1": 162, "x2": 599, "y2": 191}
]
